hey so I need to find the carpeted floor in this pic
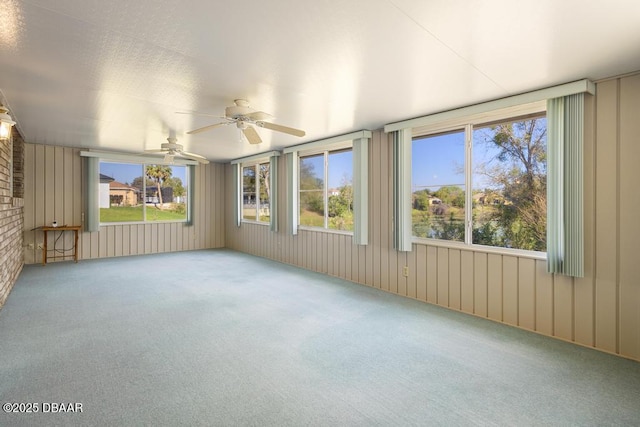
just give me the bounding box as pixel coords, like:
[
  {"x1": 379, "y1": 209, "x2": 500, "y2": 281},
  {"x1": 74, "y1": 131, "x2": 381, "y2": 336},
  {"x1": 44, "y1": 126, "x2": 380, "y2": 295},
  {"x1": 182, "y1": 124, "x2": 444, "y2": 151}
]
[{"x1": 1, "y1": 249, "x2": 639, "y2": 426}]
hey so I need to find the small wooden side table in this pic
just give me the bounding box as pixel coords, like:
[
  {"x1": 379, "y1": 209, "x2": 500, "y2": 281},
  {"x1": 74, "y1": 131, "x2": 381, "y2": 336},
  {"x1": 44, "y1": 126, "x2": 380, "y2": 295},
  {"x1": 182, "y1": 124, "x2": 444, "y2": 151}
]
[{"x1": 41, "y1": 225, "x2": 82, "y2": 265}]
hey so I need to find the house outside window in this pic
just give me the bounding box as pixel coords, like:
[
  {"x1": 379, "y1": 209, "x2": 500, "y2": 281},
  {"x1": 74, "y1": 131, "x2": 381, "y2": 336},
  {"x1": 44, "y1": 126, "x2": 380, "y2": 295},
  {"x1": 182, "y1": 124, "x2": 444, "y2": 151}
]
[
  {"x1": 99, "y1": 161, "x2": 188, "y2": 223},
  {"x1": 412, "y1": 110, "x2": 547, "y2": 252}
]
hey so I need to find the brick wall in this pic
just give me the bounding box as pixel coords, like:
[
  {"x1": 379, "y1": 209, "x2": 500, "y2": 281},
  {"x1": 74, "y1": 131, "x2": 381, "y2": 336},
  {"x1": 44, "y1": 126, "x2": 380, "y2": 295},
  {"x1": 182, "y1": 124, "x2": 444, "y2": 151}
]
[
  {"x1": 13, "y1": 131, "x2": 24, "y2": 199},
  {"x1": 0, "y1": 132, "x2": 23, "y2": 309}
]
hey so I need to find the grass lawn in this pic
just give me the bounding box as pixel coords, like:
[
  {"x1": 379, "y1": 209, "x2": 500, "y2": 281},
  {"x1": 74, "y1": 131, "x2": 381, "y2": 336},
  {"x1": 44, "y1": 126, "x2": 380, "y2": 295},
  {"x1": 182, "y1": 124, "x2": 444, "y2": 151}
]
[
  {"x1": 299, "y1": 209, "x2": 325, "y2": 227},
  {"x1": 100, "y1": 205, "x2": 186, "y2": 222}
]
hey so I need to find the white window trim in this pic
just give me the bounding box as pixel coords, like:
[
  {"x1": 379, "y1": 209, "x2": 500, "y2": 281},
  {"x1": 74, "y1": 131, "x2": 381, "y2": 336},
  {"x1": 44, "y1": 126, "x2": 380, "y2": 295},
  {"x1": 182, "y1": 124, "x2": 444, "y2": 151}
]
[
  {"x1": 80, "y1": 150, "x2": 198, "y2": 166},
  {"x1": 80, "y1": 150, "x2": 192, "y2": 232},
  {"x1": 231, "y1": 151, "x2": 281, "y2": 229},
  {"x1": 285, "y1": 130, "x2": 371, "y2": 244},
  {"x1": 240, "y1": 161, "x2": 270, "y2": 224},
  {"x1": 385, "y1": 79, "x2": 595, "y2": 133}
]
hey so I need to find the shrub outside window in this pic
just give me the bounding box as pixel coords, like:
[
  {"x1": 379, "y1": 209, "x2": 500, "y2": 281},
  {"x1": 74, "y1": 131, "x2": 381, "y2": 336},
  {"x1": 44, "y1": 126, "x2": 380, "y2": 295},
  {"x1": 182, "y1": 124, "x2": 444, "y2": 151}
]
[{"x1": 99, "y1": 161, "x2": 188, "y2": 223}]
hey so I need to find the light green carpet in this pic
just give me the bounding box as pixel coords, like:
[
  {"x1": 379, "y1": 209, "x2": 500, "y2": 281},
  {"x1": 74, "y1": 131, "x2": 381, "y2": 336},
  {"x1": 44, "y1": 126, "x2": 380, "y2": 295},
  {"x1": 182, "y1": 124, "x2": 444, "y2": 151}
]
[{"x1": 1, "y1": 249, "x2": 639, "y2": 426}]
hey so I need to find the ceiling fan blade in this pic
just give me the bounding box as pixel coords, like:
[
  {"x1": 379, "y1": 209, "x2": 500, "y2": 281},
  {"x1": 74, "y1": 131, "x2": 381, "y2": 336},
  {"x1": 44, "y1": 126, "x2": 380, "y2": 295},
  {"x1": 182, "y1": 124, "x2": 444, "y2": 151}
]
[
  {"x1": 245, "y1": 110, "x2": 273, "y2": 121},
  {"x1": 176, "y1": 111, "x2": 224, "y2": 118},
  {"x1": 180, "y1": 151, "x2": 210, "y2": 164},
  {"x1": 186, "y1": 121, "x2": 232, "y2": 135},
  {"x1": 242, "y1": 126, "x2": 262, "y2": 145},
  {"x1": 256, "y1": 121, "x2": 305, "y2": 137},
  {"x1": 144, "y1": 149, "x2": 165, "y2": 153}
]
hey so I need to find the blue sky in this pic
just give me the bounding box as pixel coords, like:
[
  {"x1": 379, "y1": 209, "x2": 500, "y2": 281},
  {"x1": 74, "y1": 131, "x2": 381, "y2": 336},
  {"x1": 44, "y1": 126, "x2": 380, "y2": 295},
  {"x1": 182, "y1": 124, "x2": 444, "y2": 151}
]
[
  {"x1": 100, "y1": 162, "x2": 188, "y2": 186},
  {"x1": 300, "y1": 150, "x2": 353, "y2": 189},
  {"x1": 411, "y1": 126, "x2": 535, "y2": 192},
  {"x1": 412, "y1": 131, "x2": 466, "y2": 191}
]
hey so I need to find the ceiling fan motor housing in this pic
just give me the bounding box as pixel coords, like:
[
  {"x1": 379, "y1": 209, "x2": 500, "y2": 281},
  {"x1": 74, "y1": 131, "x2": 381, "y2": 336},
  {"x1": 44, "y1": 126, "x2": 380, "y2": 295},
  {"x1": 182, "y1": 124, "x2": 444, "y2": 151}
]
[{"x1": 161, "y1": 139, "x2": 183, "y2": 152}]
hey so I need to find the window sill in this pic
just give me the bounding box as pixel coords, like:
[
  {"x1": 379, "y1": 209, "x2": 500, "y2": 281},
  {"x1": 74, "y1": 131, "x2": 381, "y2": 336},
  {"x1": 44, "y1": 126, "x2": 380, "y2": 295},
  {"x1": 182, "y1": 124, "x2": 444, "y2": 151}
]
[
  {"x1": 99, "y1": 220, "x2": 188, "y2": 226},
  {"x1": 241, "y1": 220, "x2": 270, "y2": 226},
  {"x1": 297, "y1": 226, "x2": 354, "y2": 237},
  {"x1": 412, "y1": 237, "x2": 546, "y2": 260}
]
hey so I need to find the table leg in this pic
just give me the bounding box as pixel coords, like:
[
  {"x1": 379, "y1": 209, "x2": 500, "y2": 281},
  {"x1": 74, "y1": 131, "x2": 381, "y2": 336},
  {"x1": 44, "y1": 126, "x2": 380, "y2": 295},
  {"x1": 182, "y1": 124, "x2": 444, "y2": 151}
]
[
  {"x1": 74, "y1": 230, "x2": 79, "y2": 262},
  {"x1": 42, "y1": 230, "x2": 48, "y2": 266}
]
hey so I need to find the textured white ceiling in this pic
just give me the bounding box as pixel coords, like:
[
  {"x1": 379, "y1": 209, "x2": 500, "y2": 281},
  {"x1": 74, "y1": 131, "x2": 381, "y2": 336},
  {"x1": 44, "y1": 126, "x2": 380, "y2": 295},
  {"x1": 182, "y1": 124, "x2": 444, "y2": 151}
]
[{"x1": 1, "y1": 0, "x2": 640, "y2": 162}]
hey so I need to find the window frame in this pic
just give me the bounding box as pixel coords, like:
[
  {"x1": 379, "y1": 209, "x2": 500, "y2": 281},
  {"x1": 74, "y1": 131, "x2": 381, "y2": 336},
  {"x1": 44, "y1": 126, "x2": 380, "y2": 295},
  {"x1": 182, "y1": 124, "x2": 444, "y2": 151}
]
[
  {"x1": 284, "y1": 130, "x2": 371, "y2": 243},
  {"x1": 80, "y1": 150, "x2": 198, "y2": 231},
  {"x1": 231, "y1": 151, "x2": 281, "y2": 231},
  {"x1": 97, "y1": 159, "x2": 191, "y2": 226},
  {"x1": 410, "y1": 101, "x2": 548, "y2": 258},
  {"x1": 297, "y1": 141, "x2": 354, "y2": 234},
  {"x1": 241, "y1": 160, "x2": 271, "y2": 225}
]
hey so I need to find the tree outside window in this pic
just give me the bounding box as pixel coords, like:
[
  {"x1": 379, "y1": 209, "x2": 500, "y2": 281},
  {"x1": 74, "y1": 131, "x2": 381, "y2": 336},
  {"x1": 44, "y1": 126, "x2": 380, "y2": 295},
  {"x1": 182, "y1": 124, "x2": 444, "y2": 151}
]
[{"x1": 411, "y1": 114, "x2": 547, "y2": 252}]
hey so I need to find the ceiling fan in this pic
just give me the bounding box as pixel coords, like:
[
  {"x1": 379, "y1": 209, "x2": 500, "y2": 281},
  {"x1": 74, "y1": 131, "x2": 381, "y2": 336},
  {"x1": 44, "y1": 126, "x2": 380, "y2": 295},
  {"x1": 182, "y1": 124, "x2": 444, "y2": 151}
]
[
  {"x1": 145, "y1": 137, "x2": 210, "y2": 164},
  {"x1": 184, "y1": 99, "x2": 305, "y2": 145}
]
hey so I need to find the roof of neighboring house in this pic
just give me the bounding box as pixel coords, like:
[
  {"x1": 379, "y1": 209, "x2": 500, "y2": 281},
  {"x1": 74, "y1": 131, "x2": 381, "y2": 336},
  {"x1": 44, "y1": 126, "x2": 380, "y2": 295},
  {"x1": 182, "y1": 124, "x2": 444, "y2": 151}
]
[
  {"x1": 109, "y1": 180, "x2": 139, "y2": 192},
  {"x1": 100, "y1": 174, "x2": 114, "y2": 183}
]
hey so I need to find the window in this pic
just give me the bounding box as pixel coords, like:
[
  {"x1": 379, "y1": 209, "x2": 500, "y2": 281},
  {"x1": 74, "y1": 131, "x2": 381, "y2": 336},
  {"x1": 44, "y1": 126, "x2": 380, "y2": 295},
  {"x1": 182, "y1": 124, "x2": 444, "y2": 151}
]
[
  {"x1": 472, "y1": 117, "x2": 547, "y2": 251},
  {"x1": 242, "y1": 162, "x2": 270, "y2": 223},
  {"x1": 98, "y1": 161, "x2": 188, "y2": 223},
  {"x1": 299, "y1": 148, "x2": 353, "y2": 231},
  {"x1": 412, "y1": 112, "x2": 547, "y2": 252},
  {"x1": 412, "y1": 130, "x2": 466, "y2": 242}
]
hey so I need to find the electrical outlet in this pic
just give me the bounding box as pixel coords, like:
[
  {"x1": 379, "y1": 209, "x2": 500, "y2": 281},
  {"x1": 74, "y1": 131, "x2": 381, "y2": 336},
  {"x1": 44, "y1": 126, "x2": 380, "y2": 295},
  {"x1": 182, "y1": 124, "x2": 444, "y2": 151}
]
[
  {"x1": 402, "y1": 266, "x2": 409, "y2": 277},
  {"x1": 27, "y1": 243, "x2": 34, "y2": 249},
  {"x1": 37, "y1": 243, "x2": 43, "y2": 249}
]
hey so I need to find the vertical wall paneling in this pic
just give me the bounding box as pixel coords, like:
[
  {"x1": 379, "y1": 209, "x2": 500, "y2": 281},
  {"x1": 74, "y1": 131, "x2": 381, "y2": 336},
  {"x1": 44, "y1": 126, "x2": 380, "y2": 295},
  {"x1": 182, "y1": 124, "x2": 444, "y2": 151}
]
[
  {"x1": 90, "y1": 231, "x2": 99, "y2": 259},
  {"x1": 44, "y1": 146, "x2": 55, "y2": 229},
  {"x1": 573, "y1": 93, "x2": 596, "y2": 347},
  {"x1": 358, "y1": 245, "x2": 368, "y2": 286},
  {"x1": 416, "y1": 245, "x2": 427, "y2": 301},
  {"x1": 72, "y1": 150, "x2": 82, "y2": 252},
  {"x1": 448, "y1": 249, "x2": 461, "y2": 310},
  {"x1": 23, "y1": 144, "x2": 35, "y2": 264},
  {"x1": 426, "y1": 246, "x2": 437, "y2": 303},
  {"x1": 618, "y1": 74, "x2": 640, "y2": 360},
  {"x1": 535, "y1": 259, "x2": 554, "y2": 335},
  {"x1": 407, "y1": 245, "x2": 417, "y2": 298},
  {"x1": 114, "y1": 225, "x2": 123, "y2": 257},
  {"x1": 63, "y1": 148, "x2": 74, "y2": 227},
  {"x1": 436, "y1": 247, "x2": 449, "y2": 306},
  {"x1": 553, "y1": 275, "x2": 575, "y2": 341},
  {"x1": 473, "y1": 253, "x2": 488, "y2": 317},
  {"x1": 397, "y1": 250, "x2": 407, "y2": 296},
  {"x1": 594, "y1": 79, "x2": 619, "y2": 353},
  {"x1": 487, "y1": 254, "x2": 503, "y2": 321},
  {"x1": 518, "y1": 258, "x2": 536, "y2": 331},
  {"x1": 372, "y1": 132, "x2": 381, "y2": 289},
  {"x1": 502, "y1": 256, "x2": 518, "y2": 325},
  {"x1": 34, "y1": 146, "x2": 45, "y2": 263},
  {"x1": 53, "y1": 147, "x2": 64, "y2": 227},
  {"x1": 345, "y1": 234, "x2": 352, "y2": 281},
  {"x1": 22, "y1": 144, "x2": 34, "y2": 264},
  {"x1": 122, "y1": 225, "x2": 131, "y2": 256},
  {"x1": 460, "y1": 250, "x2": 474, "y2": 312}
]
